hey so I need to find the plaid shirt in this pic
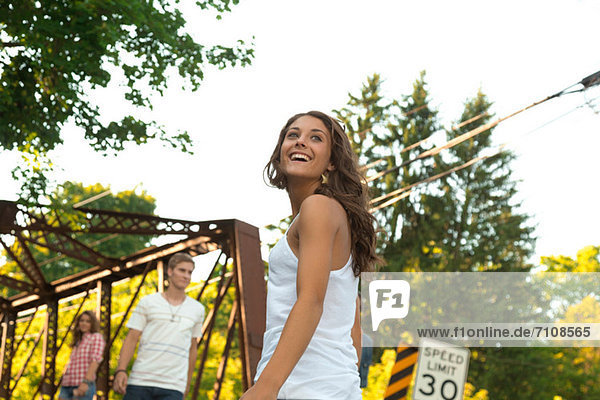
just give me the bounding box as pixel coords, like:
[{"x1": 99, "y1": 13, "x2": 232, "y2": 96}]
[{"x1": 62, "y1": 332, "x2": 105, "y2": 387}]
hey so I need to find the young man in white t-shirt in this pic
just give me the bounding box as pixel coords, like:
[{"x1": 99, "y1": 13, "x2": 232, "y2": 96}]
[{"x1": 113, "y1": 252, "x2": 205, "y2": 399}]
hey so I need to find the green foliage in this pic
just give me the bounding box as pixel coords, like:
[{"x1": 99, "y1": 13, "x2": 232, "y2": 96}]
[
  {"x1": 335, "y1": 73, "x2": 535, "y2": 272},
  {"x1": 468, "y1": 245, "x2": 600, "y2": 399},
  {"x1": 361, "y1": 348, "x2": 395, "y2": 400},
  {"x1": 0, "y1": 0, "x2": 253, "y2": 201},
  {"x1": 541, "y1": 245, "x2": 600, "y2": 272}
]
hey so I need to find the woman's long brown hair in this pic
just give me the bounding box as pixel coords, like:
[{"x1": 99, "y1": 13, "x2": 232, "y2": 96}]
[
  {"x1": 71, "y1": 310, "x2": 100, "y2": 348},
  {"x1": 265, "y1": 110, "x2": 381, "y2": 276}
]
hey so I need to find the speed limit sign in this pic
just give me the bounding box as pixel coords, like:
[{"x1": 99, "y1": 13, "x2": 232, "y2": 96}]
[{"x1": 413, "y1": 338, "x2": 470, "y2": 400}]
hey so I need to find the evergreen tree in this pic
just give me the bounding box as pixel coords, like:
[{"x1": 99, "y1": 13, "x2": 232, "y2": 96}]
[{"x1": 439, "y1": 90, "x2": 535, "y2": 271}]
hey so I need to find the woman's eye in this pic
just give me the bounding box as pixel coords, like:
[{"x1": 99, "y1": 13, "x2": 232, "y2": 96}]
[
  {"x1": 287, "y1": 132, "x2": 298, "y2": 138},
  {"x1": 312, "y1": 135, "x2": 323, "y2": 141}
]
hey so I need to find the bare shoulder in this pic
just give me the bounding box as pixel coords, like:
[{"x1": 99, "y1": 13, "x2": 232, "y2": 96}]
[{"x1": 298, "y1": 194, "x2": 346, "y2": 228}]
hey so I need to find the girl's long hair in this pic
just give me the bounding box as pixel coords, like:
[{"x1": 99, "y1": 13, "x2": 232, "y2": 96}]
[
  {"x1": 71, "y1": 310, "x2": 100, "y2": 348},
  {"x1": 265, "y1": 110, "x2": 381, "y2": 276}
]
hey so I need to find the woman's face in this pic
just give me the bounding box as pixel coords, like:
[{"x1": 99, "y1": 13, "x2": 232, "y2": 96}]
[
  {"x1": 78, "y1": 313, "x2": 92, "y2": 333},
  {"x1": 279, "y1": 115, "x2": 334, "y2": 184}
]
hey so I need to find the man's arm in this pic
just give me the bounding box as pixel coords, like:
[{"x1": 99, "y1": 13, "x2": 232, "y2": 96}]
[
  {"x1": 185, "y1": 338, "x2": 199, "y2": 397},
  {"x1": 113, "y1": 329, "x2": 142, "y2": 394}
]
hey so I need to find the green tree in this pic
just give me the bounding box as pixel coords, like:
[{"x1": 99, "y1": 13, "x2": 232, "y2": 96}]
[
  {"x1": 439, "y1": 90, "x2": 535, "y2": 271},
  {"x1": 0, "y1": 0, "x2": 253, "y2": 200}
]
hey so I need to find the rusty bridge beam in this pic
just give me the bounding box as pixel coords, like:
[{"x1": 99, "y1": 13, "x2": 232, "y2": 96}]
[
  {"x1": 40, "y1": 298, "x2": 58, "y2": 398},
  {"x1": 0, "y1": 298, "x2": 11, "y2": 314},
  {"x1": 96, "y1": 279, "x2": 111, "y2": 400},
  {"x1": 0, "y1": 312, "x2": 16, "y2": 400},
  {"x1": 8, "y1": 234, "x2": 221, "y2": 313},
  {"x1": 58, "y1": 207, "x2": 232, "y2": 236},
  {"x1": 0, "y1": 201, "x2": 18, "y2": 234},
  {"x1": 232, "y1": 220, "x2": 266, "y2": 390},
  {"x1": 3, "y1": 200, "x2": 229, "y2": 237}
]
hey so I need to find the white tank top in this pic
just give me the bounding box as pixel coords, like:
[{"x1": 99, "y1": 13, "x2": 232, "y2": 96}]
[{"x1": 254, "y1": 219, "x2": 361, "y2": 400}]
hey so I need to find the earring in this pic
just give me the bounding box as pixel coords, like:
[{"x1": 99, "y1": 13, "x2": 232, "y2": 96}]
[{"x1": 321, "y1": 173, "x2": 328, "y2": 184}]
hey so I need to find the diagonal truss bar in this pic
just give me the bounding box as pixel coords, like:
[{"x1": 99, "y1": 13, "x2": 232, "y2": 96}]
[
  {"x1": 195, "y1": 250, "x2": 225, "y2": 302},
  {"x1": 40, "y1": 298, "x2": 58, "y2": 398},
  {"x1": 199, "y1": 274, "x2": 235, "y2": 342},
  {"x1": 191, "y1": 270, "x2": 234, "y2": 399},
  {"x1": 106, "y1": 261, "x2": 154, "y2": 351},
  {"x1": 9, "y1": 325, "x2": 45, "y2": 393},
  {"x1": 56, "y1": 290, "x2": 91, "y2": 353},
  {"x1": 12, "y1": 308, "x2": 39, "y2": 360},
  {"x1": 212, "y1": 299, "x2": 238, "y2": 400},
  {"x1": 0, "y1": 276, "x2": 35, "y2": 295},
  {"x1": 22, "y1": 231, "x2": 116, "y2": 268},
  {"x1": 1, "y1": 236, "x2": 47, "y2": 291}
]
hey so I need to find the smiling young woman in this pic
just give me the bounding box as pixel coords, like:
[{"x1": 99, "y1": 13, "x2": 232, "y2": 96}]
[{"x1": 241, "y1": 111, "x2": 380, "y2": 400}]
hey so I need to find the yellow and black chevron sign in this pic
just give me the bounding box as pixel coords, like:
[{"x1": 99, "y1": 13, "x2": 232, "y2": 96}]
[{"x1": 384, "y1": 346, "x2": 418, "y2": 400}]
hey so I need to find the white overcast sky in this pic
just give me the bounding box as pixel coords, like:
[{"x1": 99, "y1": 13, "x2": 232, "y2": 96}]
[{"x1": 1, "y1": 0, "x2": 599, "y2": 267}]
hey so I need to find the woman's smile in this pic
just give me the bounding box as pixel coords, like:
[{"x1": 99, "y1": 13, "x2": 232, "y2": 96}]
[{"x1": 280, "y1": 115, "x2": 334, "y2": 181}]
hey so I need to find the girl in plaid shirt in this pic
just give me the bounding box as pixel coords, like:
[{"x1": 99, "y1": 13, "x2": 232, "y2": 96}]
[{"x1": 59, "y1": 310, "x2": 105, "y2": 400}]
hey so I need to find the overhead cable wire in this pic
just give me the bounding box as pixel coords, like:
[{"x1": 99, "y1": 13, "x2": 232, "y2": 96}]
[
  {"x1": 367, "y1": 94, "x2": 557, "y2": 183},
  {"x1": 450, "y1": 112, "x2": 489, "y2": 131},
  {"x1": 359, "y1": 112, "x2": 489, "y2": 173},
  {"x1": 369, "y1": 98, "x2": 595, "y2": 213},
  {"x1": 366, "y1": 70, "x2": 600, "y2": 184},
  {"x1": 369, "y1": 153, "x2": 493, "y2": 212},
  {"x1": 359, "y1": 159, "x2": 386, "y2": 171}
]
